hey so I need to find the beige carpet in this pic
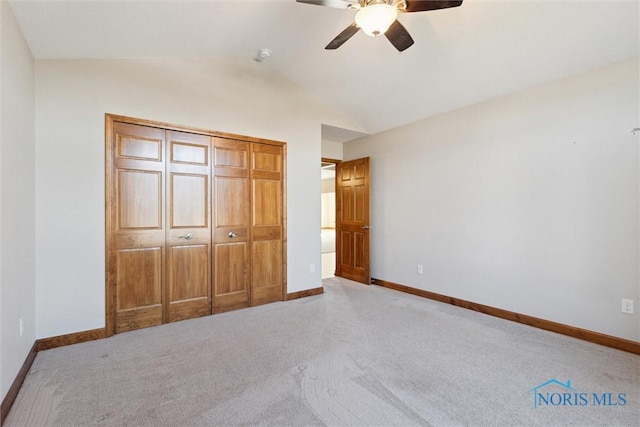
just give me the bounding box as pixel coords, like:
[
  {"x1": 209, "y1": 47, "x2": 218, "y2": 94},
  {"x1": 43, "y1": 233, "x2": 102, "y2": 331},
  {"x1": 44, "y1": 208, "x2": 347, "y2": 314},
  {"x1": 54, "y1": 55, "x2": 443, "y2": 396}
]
[{"x1": 5, "y1": 277, "x2": 639, "y2": 426}]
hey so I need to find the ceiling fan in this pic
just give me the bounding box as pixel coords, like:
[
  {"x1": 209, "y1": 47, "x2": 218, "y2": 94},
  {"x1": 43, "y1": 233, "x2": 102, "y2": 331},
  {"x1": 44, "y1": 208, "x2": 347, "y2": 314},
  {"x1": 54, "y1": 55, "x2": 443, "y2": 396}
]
[{"x1": 296, "y1": 0, "x2": 463, "y2": 52}]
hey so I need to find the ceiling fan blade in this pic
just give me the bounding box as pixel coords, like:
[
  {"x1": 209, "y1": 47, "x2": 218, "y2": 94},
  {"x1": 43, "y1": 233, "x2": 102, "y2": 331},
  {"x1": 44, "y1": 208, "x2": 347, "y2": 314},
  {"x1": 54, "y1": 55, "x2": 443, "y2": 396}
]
[
  {"x1": 385, "y1": 20, "x2": 414, "y2": 52},
  {"x1": 296, "y1": 0, "x2": 359, "y2": 9},
  {"x1": 325, "y1": 23, "x2": 360, "y2": 50},
  {"x1": 404, "y1": 0, "x2": 463, "y2": 13}
]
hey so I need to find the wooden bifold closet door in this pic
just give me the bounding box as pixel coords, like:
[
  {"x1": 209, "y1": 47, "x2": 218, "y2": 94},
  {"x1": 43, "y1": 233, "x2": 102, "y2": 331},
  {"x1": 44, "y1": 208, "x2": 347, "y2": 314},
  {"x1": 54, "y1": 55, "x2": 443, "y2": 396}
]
[
  {"x1": 211, "y1": 138, "x2": 285, "y2": 311},
  {"x1": 212, "y1": 137, "x2": 250, "y2": 313},
  {"x1": 106, "y1": 116, "x2": 285, "y2": 335},
  {"x1": 250, "y1": 143, "x2": 284, "y2": 306},
  {"x1": 166, "y1": 130, "x2": 212, "y2": 323}
]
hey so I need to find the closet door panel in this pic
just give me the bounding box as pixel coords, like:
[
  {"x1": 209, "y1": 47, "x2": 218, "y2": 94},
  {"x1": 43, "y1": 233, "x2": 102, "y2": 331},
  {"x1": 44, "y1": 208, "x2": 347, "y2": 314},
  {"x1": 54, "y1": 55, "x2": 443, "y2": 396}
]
[
  {"x1": 167, "y1": 244, "x2": 210, "y2": 322},
  {"x1": 212, "y1": 138, "x2": 250, "y2": 312},
  {"x1": 170, "y1": 174, "x2": 208, "y2": 228},
  {"x1": 253, "y1": 180, "x2": 281, "y2": 226},
  {"x1": 117, "y1": 132, "x2": 162, "y2": 161},
  {"x1": 250, "y1": 143, "x2": 284, "y2": 306},
  {"x1": 251, "y1": 240, "x2": 283, "y2": 305},
  {"x1": 115, "y1": 247, "x2": 163, "y2": 332},
  {"x1": 110, "y1": 122, "x2": 166, "y2": 334},
  {"x1": 213, "y1": 242, "x2": 249, "y2": 311},
  {"x1": 166, "y1": 131, "x2": 212, "y2": 322},
  {"x1": 216, "y1": 177, "x2": 248, "y2": 226},
  {"x1": 171, "y1": 141, "x2": 208, "y2": 165},
  {"x1": 118, "y1": 170, "x2": 162, "y2": 229}
]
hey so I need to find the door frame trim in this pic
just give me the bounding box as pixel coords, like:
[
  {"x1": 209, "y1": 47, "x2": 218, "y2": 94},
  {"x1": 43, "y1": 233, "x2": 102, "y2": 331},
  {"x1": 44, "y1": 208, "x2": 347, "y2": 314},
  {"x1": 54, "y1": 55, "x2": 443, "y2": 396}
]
[
  {"x1": 321, "y1": 158, "x2": 341, "y2": 278},
  {"x1": 105, "y1": 113, "x2": 287, "y2": 337}
]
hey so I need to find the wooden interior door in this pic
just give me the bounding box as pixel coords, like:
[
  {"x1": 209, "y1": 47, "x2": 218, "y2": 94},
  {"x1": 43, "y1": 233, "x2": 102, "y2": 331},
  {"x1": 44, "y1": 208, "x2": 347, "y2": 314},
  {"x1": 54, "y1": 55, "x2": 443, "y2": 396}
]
[
  {"x1": 109, "y1": 122, "x2": 166, "y2": 333},
  {"x1": 212, "y1": 138, "x2": 251, "y2": 312},
  {"x1": 336, "y1": 157, "x2": 371, "y2": 284},
  {"x1": 250, "y1": 143, "x2": 284, "y2": 306},
  {"x1": 166, "y1": 130, "x2": 212, "y2": 322}
]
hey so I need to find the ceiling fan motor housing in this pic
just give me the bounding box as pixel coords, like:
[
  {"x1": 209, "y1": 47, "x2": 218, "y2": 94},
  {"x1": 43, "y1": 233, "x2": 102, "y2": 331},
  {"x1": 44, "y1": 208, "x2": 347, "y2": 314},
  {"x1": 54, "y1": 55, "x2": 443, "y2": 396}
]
[{"x1": 359, "y1": 0, "x2": 406, "y2": 7}]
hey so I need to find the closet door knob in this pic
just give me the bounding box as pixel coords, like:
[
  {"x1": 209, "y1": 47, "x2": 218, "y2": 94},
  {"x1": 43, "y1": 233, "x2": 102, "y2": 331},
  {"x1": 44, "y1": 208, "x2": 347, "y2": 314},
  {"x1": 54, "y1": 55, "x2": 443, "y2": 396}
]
[
  {"x1": 178, "y1": 233, "x2": 193, "y2": 240},
  {"x1": 228, "y1": 232, "x2": 237, "y2": 238}
]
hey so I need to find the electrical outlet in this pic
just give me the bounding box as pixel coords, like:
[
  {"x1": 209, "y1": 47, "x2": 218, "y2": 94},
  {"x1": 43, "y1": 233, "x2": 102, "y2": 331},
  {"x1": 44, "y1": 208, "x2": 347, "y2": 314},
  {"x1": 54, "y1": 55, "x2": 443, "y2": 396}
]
[
  {"x1": 621, "y1": 299, "x2": 634, "y2": 314},
  {"x1": 309, "y1": 264, "x2": 315, "y2": 274},
  {"x1": 19, "y1": 318, "x2": 24, "y2": 336},
  {"x1": 417, "y1": 264, "x2": 424, "y2": 275}
]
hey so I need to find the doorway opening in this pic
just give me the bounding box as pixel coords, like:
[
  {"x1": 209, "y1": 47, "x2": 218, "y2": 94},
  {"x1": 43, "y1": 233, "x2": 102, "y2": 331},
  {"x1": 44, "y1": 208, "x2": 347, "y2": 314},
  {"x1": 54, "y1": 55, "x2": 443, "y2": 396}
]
[{"x1": 321, "y1": 159, "x2": 339, "y2": 278}]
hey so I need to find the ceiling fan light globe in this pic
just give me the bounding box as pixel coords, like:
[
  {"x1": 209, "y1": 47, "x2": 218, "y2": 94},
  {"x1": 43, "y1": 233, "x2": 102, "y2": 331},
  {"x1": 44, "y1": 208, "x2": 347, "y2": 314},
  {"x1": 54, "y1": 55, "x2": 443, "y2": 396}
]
[{"x1": 355, "y1": 4, "x2": 398, "y2": 37}]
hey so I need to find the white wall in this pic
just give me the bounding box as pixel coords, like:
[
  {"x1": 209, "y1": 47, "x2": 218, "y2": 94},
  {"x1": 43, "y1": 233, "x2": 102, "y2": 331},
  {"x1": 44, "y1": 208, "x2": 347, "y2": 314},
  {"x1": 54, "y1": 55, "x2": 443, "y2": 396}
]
[
  {"x1": 321, "y1": 140, "x2": 343, "y2": 160},
  {"x1": 1, "y1": 1, "x2": 36, "y2": 399},
  {"x1": 34, "y1": 58, "x2": 359, "y2": 339},
  {"x1": 345, "y1": 58, "x2": 640, "y2": 341}
]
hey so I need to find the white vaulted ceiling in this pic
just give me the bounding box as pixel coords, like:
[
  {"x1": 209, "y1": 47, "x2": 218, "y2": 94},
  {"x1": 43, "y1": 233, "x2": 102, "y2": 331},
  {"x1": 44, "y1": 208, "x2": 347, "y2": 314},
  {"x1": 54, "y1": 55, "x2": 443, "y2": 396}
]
[{"x1": 8, "y1": 0, "x2": 640, "y2": 134}]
